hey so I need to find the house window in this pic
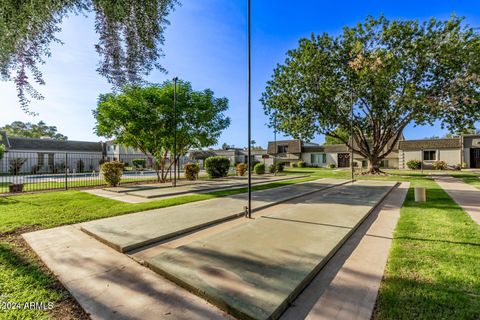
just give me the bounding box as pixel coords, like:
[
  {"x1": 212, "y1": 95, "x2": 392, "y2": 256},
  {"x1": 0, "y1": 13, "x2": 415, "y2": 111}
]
[
  {"x1": 380, "y1": 160, "x2": 389, "y2": 168},
  {"x1": 322, "y1": 153, "x2": 327, "y2": 163},
  {"x1": 362, "y1": 160, "x2": 367, "y2": 168},
  {"x1": 37, "y1": 153, "x2": 45, "y2": 167},
  {"x1": 311, "y1": 153, "x2": 327, "y2": 164},
  {"x1": 423, "y1": 150, "x2": 436, "y2": 161},
  {"x1": 113, "y1": 145, "x2": 117, "y2": 151},
  {"x1": 277, "y1": 145, "x2": 288, "y2": 154}
]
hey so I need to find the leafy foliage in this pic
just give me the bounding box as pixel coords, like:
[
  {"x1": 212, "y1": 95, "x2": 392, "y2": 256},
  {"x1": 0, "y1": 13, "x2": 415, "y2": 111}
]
[
  {"x1": 9, "y1": 158, "x2": 27, "y2": 175},
  {"x1": 0, "y1": 144, "x2": 5, "y2": 160},
  {"x1": 184, "y1": 163, "x2": 199, "y2": 180},
  {"x1": 432, "y1": 160, "x2": 448, "y2": 170},
  {"x1": 262, "y1": 15, "x2": 480, "y2": 173},
  {"x1": 94, "y1": 81, "x2": 230, "y2": 182},
  {"x1": 1, "y1": 121, "x2": 67, "y2": 140},
  {"x1": 298, "y1": 161, "x2": 306, "y2": 168},
  {"x1": 205, "y1": 156, "x2": 230, "y2": 178},
  {"x1": 236, "y1": 163, "x2": 247, "y2": 176},
  {"x1": 406, "y1": 160, "x2": 422, "y2": 170},
  {"x1": 101, "y1": 161, "x2": 123, "y2": 186},
  {"x1": 324, "y1": 128, "x2": 350, "y2": 145},
  {"x1": 254, "y1": 163, "x2": 265, "y2": 174},
  {"x1": 132, "y1": 158, "x2": 146, "y2": 169},
  {"x1": 0, "y1": 0, "x2": 177, "y2": 113}
]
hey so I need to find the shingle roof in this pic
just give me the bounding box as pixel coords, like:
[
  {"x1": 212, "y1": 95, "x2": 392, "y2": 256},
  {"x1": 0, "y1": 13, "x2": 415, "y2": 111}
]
[
  {"x1": 267, "y1": 140, "x2": 302, "y2": 154},
  {"x1": 8, "y1": 137, "x2": 103, "y2": 152},
  {"x1": 399, "y1": 138, "x2": 461, "y2": 150}
]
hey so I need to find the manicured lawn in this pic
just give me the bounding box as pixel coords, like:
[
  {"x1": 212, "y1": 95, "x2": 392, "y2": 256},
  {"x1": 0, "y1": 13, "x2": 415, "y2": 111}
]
[
  {"x1": 1, "y1": 168, "x2": 479, "y2": 319},
  {"x1": 0, "y1": 176, "x2": 314, "y2": 319},
  {"x1": 374, "y1": 179, "x2": 480, "y2": 320}
]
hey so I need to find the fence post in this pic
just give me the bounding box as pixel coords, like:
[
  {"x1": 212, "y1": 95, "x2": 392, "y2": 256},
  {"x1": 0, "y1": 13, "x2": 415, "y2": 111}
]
[{"x1": 65, "y1": 152, "x2": 68, "y2": 190}]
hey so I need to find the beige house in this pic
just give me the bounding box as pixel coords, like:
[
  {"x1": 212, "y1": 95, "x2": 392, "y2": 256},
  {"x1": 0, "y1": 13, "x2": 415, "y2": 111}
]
[{"x1": 267, "y1": 134, "x2": 480, "y2": 169}]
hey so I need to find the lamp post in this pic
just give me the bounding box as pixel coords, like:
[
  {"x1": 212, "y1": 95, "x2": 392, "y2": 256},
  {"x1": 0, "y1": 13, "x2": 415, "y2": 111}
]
[
  {"x1": 274, "y1": 113, "x2": 277, "y2": 176},
  {"x1": 173, "y1": 77, "x2": 178, "y2": 187},
  {"x1": 246, "y1": 0, "x2": 252, "y2": 218},
  {"x1": 350, "y1": 104, "x2": 354, "y2": 182}
]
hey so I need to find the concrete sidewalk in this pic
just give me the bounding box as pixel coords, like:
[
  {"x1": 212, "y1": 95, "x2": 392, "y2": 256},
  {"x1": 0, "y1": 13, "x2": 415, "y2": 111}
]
[
  {"x1": 81, "y1": 178, "x2": 348, "y2": 252},
  {"x1": 433, "y1": 175, "x2": 480, "y2": 224},
  {"x1": 146, "y1": 180, "x2": 397, "y2": 320}
]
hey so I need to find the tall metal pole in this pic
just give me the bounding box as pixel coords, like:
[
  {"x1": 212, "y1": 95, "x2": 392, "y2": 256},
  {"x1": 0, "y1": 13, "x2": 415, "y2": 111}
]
[
  {"x1": 350, "y1": 104, "x2": 354, "y2": 182},
  {"x1": 173, "y1": 77, "x2": 178, "y2": 187},
  {"x1": 274, "y1": 113, "x2": 277, "y2": 176},
  {"x1": 247, "y1": 0, "x2": 252, "y2": 218}
]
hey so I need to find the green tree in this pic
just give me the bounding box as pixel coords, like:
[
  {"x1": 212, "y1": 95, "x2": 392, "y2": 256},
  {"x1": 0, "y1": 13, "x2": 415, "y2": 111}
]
[
  {"x1": 94, "y1": 81, "x2": 230, "y2": 182},
  {"x1": 1, "y1": 121, "x2": 68, "y2": 140},
  {"x1": 0, "y1": 144, "x2": 5, "y2": 160},
  {"x1": 221, "y1": 143, "x2": 231, "y2": 150},
  {"x1": 324, "y1": 128, "x2": 349, "y2": 145},
  {"x1": 261, "y1": 15, "x2": 480, "y2": 173},
  {"x1": 0, "y1": 0, "x2": 177, "y2": 113}
]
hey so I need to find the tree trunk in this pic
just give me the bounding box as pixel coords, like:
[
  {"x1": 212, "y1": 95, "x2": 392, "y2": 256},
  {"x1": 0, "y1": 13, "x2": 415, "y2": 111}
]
[{"x1": 367, "y1": 157, "x2": 382, "y2": 174}]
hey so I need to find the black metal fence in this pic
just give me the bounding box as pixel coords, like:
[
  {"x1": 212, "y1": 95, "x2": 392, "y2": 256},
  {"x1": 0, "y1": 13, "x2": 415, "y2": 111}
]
[{"x1": 0, "y1": 151, "x2": 186, "y2": 194}]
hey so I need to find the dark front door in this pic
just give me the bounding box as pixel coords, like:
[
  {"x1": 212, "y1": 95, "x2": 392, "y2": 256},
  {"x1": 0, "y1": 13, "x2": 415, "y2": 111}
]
[
  {"x1": 337, "y1": 153, "x2": 350, "y2": 168},
  {"x1": 470, "y1": 148, "x2": 480, "y2": 168}
]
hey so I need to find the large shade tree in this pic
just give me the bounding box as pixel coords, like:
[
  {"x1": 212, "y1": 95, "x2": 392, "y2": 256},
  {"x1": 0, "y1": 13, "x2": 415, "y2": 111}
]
[
  {"x1": 94, "y1": 81, "x2": 230, "y2": 182},
  {"x1": 261, "y1": 16, "x2": 480, "y2": 173},
  {"x1": 0, "y1": 0, "x2": 177, "y2": 114}
]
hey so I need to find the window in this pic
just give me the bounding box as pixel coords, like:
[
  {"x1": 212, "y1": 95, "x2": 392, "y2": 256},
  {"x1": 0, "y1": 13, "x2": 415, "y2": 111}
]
[
  {"x1": 310, "y1": 153, "x2": 326, "y2": 164},
  {"x1": 380, "y1": 160, "x2": 389, "y2": 168},
  {"x1": 322, "y1": 153, "x2": 327, "y2": 163},
  {"x1": 277, "y1": 145, "x2": 288, "y2": 154},
  {"x1": 423, "y1": 150, "x2": 436, "y2": 161}
]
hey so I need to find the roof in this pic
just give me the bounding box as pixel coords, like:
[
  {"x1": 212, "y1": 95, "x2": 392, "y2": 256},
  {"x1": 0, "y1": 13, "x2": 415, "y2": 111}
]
[
  {"x1": 8, "y1": 137, "x2": 103, "y2": 152},
  {"x1": 399, "y1": 138, "x2": 461, "y2": 150},
  {"x1": 267, "y1": 140, "x2": 302, "y2": 154}
]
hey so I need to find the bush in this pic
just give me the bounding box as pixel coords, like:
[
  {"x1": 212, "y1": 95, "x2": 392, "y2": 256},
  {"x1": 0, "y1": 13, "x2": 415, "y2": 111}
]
[
  {"x1": 254, "y1": 163, "x2": 265, "y2": 174},
  {"x1": 205, "y1": 156, "x2": 230, "y2": 178},
  {"x1": 184, "y1": 163, "x2": 200, "y2": 180},
  {"x1": 132, "y1": 158, "x2": 146, "y2": 169},
  {"x1": 406, "y1": 160, "x2": 422, "y2": 170},
  {"x1": 250, "y1": 160, "x2": 260, "y2": 169},
  {"x1": 433, "y1": 160, "x2": 448, "y2": 170},
  {"x1": 236, "y1": 163, "x2": 247, "y2": 176},
  {"x1": 291, "y1": 163, "x2": 298, "y2": 168},
  {"x1": 268, "y1": 164, "x2": 276, "y2": 173},
  {"x1": 101, "y1": 161, "x2": 124, "y2": 187},
  {"x1": 298, "y1": 161, "x2": 306, "y2": 168},
  {"x1": 277, "y1": 162, "x2": 285, "y2": 172},
  {"x1": 0, "y1": 144, "x2": 5, "y2": 160},
  {"x1": 328, "y1": 163, "x2": 336, "y2": 169},
  {"x1": 9, "y1": 158, "x2": 26, "y2": 175}
]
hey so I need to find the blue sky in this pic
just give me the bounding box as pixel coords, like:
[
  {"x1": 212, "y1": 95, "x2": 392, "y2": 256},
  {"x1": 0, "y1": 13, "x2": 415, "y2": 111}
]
[{"x1": 1, "y1": 0, "x2": 479, "y2": 147}]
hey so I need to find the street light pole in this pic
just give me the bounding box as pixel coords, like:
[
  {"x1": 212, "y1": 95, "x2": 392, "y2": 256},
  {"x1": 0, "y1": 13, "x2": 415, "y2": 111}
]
[
  {"x1": 247, "y1": 0, "x2": 252, "y2": 218},
  {"x1": 350, "y1": 104, "x2": 354, "y2": 182},
  {"x1": 173, "y1": 77, "x2": 178, "y2": 187},
  {"x1": 274, "y1": 113, "x2": 277, "y2": 176}
]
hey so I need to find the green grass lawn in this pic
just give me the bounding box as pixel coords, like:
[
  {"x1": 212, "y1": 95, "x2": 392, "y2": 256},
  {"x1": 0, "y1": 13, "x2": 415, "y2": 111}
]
[{"x1": 0, "y1": 168, "x2": 479, "y2": 319}]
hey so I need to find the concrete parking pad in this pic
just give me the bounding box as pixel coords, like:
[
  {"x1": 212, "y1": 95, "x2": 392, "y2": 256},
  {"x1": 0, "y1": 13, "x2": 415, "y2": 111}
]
[
  {"x1": 124, "y1": 175, "x2": 308, "y2": 199},
  {"x1": 81, "y1": 178, "x2": 347, "y2": 252},
  {"x1": 434, "y1": 175, "x2": 480, "y2": 224},
  {"x1": 146, "y1": 180, "x2": 397, "y2": 320}
]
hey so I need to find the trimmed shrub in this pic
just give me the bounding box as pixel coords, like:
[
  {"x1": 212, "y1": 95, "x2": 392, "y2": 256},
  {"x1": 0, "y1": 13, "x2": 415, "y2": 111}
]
[
  {"x1": 406, "y1": 160, "x2": 422, "y2": 170},
  {"x1": 433, "y1": 160, "x2": 448, "y2": 170},
  {"x1": 277, "y1": 162, "x2": 285, "y2": 172},
  {"x1": 250, "y1": 160, "x2": 260, "y2": 169},
  {"x1": 236, "y1": 163, "x2": 247, "y2": 176},
  {"x1": 205, "y1": 156, "x2": 230, "y2": 178},
  {"x1": 268, "y1": 164, "x2": 276, "y2": 174},
  {"x1": 132, "y1": 158, "x2": 146, "y2": 169},
  {"x1": 254, "y1": 163, "x2": 265, "y2": 174},
  {"x1": 298, "y1": 161, "x2": 306, "y2": 168},
  {"x1": 328, "y1": 163, "x2": 336, "y2": 169},
  {"x1": 101, "y1": 161, "x2": 124, "y2": 187},
  {"x1": 184, "y1": 163, "x2": 200, "y2": 180},
  {"x1": 291, "y1": 162, "x2": 298, "y2": 168}
]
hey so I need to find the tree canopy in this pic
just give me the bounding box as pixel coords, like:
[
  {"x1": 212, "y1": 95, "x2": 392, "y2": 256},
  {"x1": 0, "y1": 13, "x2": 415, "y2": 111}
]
[
  {"x1": 93, "y1": 81, "x2": 230, "y2": 182},
  {"x1": 0, "y1": 121, "x2": 68, "y2": 140},
  {"x1": 324, "y1": 128, "x2": 349, "y2": 145},
  {"x1": 0, "y1": 0, "x2": 177, "y2": 114},
  {"x1": 261, "y1": 15, "x2": 480, "y2": 173}
]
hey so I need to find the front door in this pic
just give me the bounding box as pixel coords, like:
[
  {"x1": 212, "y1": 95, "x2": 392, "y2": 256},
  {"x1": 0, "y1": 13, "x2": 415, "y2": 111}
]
[
  {"x1": 470, "y1": 148, "x2": 480, "y2": 168},
  {"x1": 337, "y1": 153, "x2": 350, "y2": 168}
]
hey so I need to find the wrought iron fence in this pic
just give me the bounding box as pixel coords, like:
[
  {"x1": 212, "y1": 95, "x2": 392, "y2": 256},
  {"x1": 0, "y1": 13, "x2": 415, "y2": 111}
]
[{"x1": 0, "y1": 151, "x2": 187, "y2": 194}]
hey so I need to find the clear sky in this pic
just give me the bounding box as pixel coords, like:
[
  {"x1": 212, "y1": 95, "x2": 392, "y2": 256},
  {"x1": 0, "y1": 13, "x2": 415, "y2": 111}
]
[{"x1": 1, "y1": 0, "x2": 479, "y2": 148}]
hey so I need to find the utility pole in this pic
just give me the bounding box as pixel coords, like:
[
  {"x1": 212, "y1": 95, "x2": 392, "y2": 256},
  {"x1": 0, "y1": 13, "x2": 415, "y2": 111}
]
[
  {"x1": 173, "y1": 77, "x2": 178, "y2": 187},
  {"x1": 350, "y1": 104, "x2": 355, "y2": 182},
  {"x1": 246, "y1": 0, "x2": 252, "y2": 218}
]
